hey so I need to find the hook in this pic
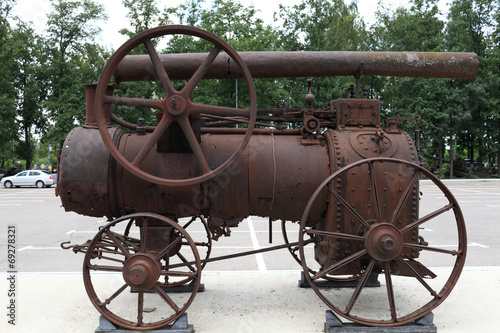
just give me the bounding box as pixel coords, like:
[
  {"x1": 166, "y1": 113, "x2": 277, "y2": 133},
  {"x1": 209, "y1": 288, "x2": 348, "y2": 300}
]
[{"x1": 61, "y1": 241, "x2": 73, "y2": 250}]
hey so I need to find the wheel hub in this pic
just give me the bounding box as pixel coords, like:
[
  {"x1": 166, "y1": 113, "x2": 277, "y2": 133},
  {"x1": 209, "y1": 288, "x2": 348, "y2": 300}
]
[
  {"x1": 364, "y1": 223, "x2": 403, "y2": 261},
  {"x1": 166, "y1": 95, "x2": 187, "y2": 116},
  {"x1": 122, "y1": 253, "x2": 161, "y2": 290}
]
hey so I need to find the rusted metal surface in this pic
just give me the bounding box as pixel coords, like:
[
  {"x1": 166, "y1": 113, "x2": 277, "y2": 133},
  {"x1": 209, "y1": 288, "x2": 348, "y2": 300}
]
[
  {"x1": 94, "y1": 25, "x2": 257, "y2": 187},
  {"x1": 299, "y1": 158, "x2": 466, "y2": 326},
  {"x1": 115, "y1": 51, "x2": 479, "y2": 82},
  {"x1": 82, "y1": 213, "x2": 201, "y2": 330},
  {"x1": 57, "y1": 25, "x2": 474, "y2": 330},
  {"x1": 57, "y1": 126, "x2": 122, "y2": 219}
]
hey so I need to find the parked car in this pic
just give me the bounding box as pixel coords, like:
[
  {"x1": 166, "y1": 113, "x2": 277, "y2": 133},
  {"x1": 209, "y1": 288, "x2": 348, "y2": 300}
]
[{"x1": 1, "y1": 170, "x2": 56, "y2": 188}]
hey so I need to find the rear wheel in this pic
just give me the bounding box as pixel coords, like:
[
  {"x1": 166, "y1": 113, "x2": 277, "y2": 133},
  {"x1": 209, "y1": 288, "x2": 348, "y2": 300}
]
[
  {"x1": 36, "y1": 180, "x2": 45, "y2": 188},
  {"x1": 4, "y1": 181, "x2": 12, "y2": 188},
  {"x1": 299, "y1": 157, "x2": 467, "y2": 326}
]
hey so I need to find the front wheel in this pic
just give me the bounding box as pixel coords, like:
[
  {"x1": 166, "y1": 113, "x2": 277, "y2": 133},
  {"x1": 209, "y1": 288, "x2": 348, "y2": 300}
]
[
  {"x1": 4, "y1": 181, "x2": 12, "y2": 188},
  {"x1": 83, "y1": 213, "x2": 201, "y2": 330},
  {"x1": 36, "y1": 181, "x2": 45, "y2": 188}
]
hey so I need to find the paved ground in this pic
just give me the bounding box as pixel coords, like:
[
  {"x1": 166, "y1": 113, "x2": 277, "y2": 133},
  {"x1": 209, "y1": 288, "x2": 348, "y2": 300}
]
[{"x1": 0, "y1": 179, "x2": 499, "y2": 332}]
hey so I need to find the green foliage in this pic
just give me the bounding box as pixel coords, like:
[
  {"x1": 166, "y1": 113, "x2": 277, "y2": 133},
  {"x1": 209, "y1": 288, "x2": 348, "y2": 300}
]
[
  {"x1": 1, "y1": 0, "x2": 499, "y2": 176},
  {"x1": 43, "y1": 0, "x2": 108, "y2": 147}
]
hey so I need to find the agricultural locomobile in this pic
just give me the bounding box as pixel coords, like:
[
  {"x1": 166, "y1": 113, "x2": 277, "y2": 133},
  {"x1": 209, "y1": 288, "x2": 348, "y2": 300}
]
[{"x1": 58, "y1": 26, "x2": 477, "y2": 330}]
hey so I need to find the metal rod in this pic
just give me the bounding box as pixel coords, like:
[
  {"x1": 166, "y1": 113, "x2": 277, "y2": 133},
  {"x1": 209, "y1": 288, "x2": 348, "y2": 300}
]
[
  {"x1": 200, "y1": 128, "x2": 301, "y2": 135},
  {"x1": 169, "y1": 240, "x2": 312, "y2": 269}
]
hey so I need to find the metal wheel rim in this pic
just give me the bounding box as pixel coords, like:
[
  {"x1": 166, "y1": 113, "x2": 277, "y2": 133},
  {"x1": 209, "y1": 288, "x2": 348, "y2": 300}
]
[
  {"x1": 299, "y1": 157, "x2": 467, "y2": 326},
  {"x1": 95, "y1": 25, "x2": 257, "y2": 186},
  {"x1": 83, "y1": 212, "x2": 201, "y2": 330}
]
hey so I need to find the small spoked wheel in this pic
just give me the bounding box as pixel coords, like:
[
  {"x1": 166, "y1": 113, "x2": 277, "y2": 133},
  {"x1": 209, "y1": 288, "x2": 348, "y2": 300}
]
[
  {"x1": 83, "y1": 213, "x2": 201, "y2": 330},
  {"x1": 299, "y1": 157, "x2": 467, "y2": 326}
]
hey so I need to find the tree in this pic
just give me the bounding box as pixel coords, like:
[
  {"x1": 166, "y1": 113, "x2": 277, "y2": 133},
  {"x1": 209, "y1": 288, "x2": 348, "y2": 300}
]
[
  {"x1": 275, "y1": 0, "x2": 369, "y2": 109},
  {"x1": 10, "y1": 20, "x2": 47, "y2": 170},
  {"x1": 371, "y1": 0, "x2": 454, "y2": 174},
  {"x1": 120, "y1": 0, "x2": 165, "y2": 38},
  {"x1": 0, "y1": 0, "x2": 17, "y2": 169},
  {"x1": 43, "y1": 0, "x2": 108, "y2": 148},
  {"x1": 445, "y1": 0, "x2": 499, "y2": 173}
]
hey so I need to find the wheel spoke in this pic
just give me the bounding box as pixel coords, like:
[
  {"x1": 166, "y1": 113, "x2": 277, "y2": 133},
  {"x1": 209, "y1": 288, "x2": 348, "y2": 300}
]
[
  {"x1": 190, "y1": 103, "x2": 252, "y2": 117},
  {"x1": 153, "y1": 284, "x2": 181, "y2": 313},
  {"x1": 154, "y1": 236, "x2": 182, "y2": 261},
  {"x1": 182, "y1": 45, "x2": 221, "y2": 95},
  {"x1": 389, "y1": 170, "x2": 419, "y2": 225},
  {"x1": 396, "y1": 257, "x2": 439, "y2": 299},
  {"x1": 88, "y1": 264, "x2": 123, "y2": 272},
  {"x1": 137, "y1": 290, "x2": 144, "y2": 326},
  {"x1": 400, "y1": 203, "x2": 454, "y2": 234},
  {"x1": 103, "y1": 95, "x2": 163, "y2": 109},
  {"x1": 305, "y1": 229, "x2": 364, "y2": 242},
  {"x1": 368, "y1": 161, "x2": 383, "y2": 223},
  {"x1": 100, "y1": 283, "x2": 128, "y2": 307},
  {"x1": 176, "y1": 252, "x2": 197, "y2": 273},
  {"x1": 131, "y1": 115, "x2": 172, "y2": 168},
  {"x1": 345, "y1": 259, "x2": 376, "y2": 315},
  {"x1": 327, "y1": 185, "x2": 372, "y2": 230},
  {"x1": 105, "y1": 231, "x2": 131, "y2": 259},
  {"x1": 312, "y1": 249, "x2": 367, "y2": 280},
  {"x1": 404, "y1": 243, "x2": 461, "y2": 255},
  {"x1": 144, "y1": 39, "x2": 176, "y2": 96},
  {"x1": 384, "y1": 262, "x2": 397, "y2": 322},
  {"x1": 177, "y1": 116, "x2": 211, "y2": 174},
  {"x1": 140, "y1": 219, "x2": 148, "y2": 253},
  {"x1": 182, "y1": 217, "x2": 196, "y2": 230},
  {"x1": 160, "y1": 270, "x2": 198, "y2": 278}
]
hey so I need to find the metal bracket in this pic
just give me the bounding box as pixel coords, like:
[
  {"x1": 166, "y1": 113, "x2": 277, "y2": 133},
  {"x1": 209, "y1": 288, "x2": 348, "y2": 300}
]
[{"x1": 325, "y1": 310, "x2": 437, "y2": 333}]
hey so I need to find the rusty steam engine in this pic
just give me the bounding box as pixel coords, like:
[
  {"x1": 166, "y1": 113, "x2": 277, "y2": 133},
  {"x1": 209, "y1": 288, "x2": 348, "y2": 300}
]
[{"x1": 58, "y1": 26, "x2": 476, "y2": 330}]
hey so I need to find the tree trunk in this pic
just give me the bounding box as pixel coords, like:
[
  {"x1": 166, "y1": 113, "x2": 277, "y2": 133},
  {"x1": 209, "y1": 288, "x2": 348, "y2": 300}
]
[
  {"x1": 469, "y1": 134, "x2": 474, "y2": 161},
  {"x1": 24, "y1": 125, "x2": 31, "y2": 170},
  {"x1": 498, "y1": 151, "x2": 500, "y2": 175},
  {"x1": 449, "y1": 135, "x2": 454, "y2": 179},
  {"x1": 477, "y1": 137, "x2": 483, "y2": 169},
  {"x1": 438, "y1": 137, "x2": 443, "y2": 169}
]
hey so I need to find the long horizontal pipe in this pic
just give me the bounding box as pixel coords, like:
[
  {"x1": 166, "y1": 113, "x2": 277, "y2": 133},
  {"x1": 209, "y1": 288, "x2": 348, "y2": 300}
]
[{"x1": 114, "y1": 51, "x2": 479, "y2": 82}]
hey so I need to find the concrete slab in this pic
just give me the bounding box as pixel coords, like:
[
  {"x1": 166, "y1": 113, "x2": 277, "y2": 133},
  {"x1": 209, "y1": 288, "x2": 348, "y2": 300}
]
[{"x1": 1, "y1": 267, "x2": 499, "y2": 333}]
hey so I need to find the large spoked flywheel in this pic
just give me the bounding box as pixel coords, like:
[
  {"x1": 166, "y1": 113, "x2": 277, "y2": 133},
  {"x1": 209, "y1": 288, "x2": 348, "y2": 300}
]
[
  {"x1": 94, "y1": 25, "x2": 257, "y2": 187},
  {"x1": 299, "y1": 157, "x2": 467, "y2": 326}
]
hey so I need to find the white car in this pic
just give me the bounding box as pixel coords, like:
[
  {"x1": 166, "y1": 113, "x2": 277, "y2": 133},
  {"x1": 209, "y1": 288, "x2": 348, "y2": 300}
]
[{"x1": 1, "y1": 170, "x2": 56, "y2": 188}]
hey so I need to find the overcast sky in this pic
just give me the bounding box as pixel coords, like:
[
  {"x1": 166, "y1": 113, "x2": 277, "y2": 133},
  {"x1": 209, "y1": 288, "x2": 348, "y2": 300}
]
[{"x1": 12, "y1": 0, "x2": 447, "y2": 50}]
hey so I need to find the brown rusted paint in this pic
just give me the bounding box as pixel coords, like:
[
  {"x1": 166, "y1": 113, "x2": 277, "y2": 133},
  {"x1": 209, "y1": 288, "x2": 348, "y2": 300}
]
[
  {"x1": 115, "y1": 51, "x2": 479, "y2": 82},
  {"x1": 94, "y1": 25, "x2": 258, "y2": 187},
  {"x1": 58, "y1": 25, "x2": 472, "y2": 329},
  {"x1": 314, "y1": 128, "x2": 418, "y2": 275},
  {"x1": 58, "y1": 127, "x2": 122, "y2": 219}
]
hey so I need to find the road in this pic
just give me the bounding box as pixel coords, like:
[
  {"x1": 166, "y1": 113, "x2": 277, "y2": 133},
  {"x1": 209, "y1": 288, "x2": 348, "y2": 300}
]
[
  {"x1": 0, "y1": 179, "x2": 498, "y2": 272},
  {"x1": 0, "y1": 179, "x2": 499, "y2": 332}
]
